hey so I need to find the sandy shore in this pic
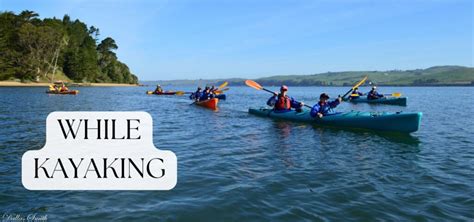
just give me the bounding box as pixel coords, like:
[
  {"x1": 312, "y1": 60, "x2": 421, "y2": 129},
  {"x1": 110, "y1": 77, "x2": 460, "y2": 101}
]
[{"x1": 0, "y1": 81, "x2": 139, "y2": 87}]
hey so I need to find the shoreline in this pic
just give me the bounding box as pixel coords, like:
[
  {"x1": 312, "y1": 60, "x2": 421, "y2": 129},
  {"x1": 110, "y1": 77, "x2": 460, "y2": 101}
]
[{"x1": 0, "y1": 81, "x2": 139, "y2": 87}]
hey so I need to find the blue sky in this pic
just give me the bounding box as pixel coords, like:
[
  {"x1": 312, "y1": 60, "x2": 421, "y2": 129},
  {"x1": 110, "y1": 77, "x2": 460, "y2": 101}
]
[{"x1": 1, "y1": 0, "x2": 472, "y2": 80}]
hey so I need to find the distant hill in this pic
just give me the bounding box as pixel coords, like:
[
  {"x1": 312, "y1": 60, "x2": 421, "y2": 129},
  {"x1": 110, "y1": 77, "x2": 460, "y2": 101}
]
[{"x1": 146, "y1": 66, "x2": 473, "y2": 87}]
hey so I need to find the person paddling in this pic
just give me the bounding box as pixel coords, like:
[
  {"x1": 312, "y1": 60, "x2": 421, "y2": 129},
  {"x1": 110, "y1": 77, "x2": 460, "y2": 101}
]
[
  {"x1": 349, "y1": 87, "x2": 364, "y2": 99},
  {"x1": 154, "y1": 84, "x2": 164, "y2": 94},
  {"x1": 310, "y1": 93, "x2": 342, "y2": 118},
  {"x1": 200, "y1": 86, "x2": 213, "y2": 100},
  {"x1": 191, "y1": 87, "x2": 203, "y2": 101},
  {"x1": 267, "y1": 85, "x2": 304, "y2": 112},
  {"x1": 367, "y1": 86, "x2": 384, "y2": 100},
  {"x1": 59, "y1": 82, "x2": 69, "y2": 92}
]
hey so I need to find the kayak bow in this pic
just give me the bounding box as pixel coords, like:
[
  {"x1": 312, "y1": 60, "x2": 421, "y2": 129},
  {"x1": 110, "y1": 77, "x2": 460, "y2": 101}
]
[{"x1": 195, "y1": 98, "x2": 219, "y2": 110}]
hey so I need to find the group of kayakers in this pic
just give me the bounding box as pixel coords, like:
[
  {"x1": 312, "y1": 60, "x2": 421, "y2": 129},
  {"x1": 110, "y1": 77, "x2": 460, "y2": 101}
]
[
  {"x1": 350, "y1": 86, "x2": 384, "y2": 100},
  {"x1": 266, "y1": 85, "x2": 342, "y2": 118},
  {"x1": 148, "y1": 80, "x2": 390, "y2": 117},
  {"x1": 190, "y1": 86, "x2": 219, "y2": 101}
]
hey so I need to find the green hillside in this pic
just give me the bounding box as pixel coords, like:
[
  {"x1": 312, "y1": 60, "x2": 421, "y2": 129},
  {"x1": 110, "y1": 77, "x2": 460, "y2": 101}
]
[
  {"x1": 253, "y1": 66, "x2": 474, "y2": 86},
  {"x1": 152, "y1": 66, "x2": 473, "y2": 87}
]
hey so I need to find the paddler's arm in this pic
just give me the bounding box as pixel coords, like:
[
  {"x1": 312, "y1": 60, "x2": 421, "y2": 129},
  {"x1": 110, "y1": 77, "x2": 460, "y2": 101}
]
[
  {"x1": 266, "y1": 95, "x2": 277, "y2": 106},
  {"x1": 329, "y1": 97, "x2": 342, "y2": 108},
  {"x1": 289, "y1": 97, "x2": 304, "y2": 108},
  {"x1": 310, "y1": 104, "x2": 323, "y2": 118}
]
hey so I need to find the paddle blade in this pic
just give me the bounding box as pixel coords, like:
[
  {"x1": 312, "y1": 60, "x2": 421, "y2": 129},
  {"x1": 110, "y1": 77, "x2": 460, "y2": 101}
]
[
  {"x1": 245, "y1": 80, "x2": 263, "y2": 90},
  {"x1": 353, "y1": 76, "x2": 368, "y2": 89},
  {"x1": 146, "y1": 91, "x2": 153, "y2": 94},
  {"x1": 175, "y1": 91, "x2": 185, "y2": 95},
  {"x1": 217, "y1": 81, "x2": 228, "y2": 89},
  {"x1": 392, "y1": 92, "x2": 401, "y2": 97}
]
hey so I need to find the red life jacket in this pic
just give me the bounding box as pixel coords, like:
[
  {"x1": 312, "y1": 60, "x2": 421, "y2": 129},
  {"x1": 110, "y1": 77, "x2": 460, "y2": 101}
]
[{"x1": 275, "y1": 94, "x2": 291, "y2": 110}]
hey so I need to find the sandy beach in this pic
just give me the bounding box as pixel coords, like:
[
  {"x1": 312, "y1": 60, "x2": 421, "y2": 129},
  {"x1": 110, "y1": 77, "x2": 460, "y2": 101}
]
[{"x1": 0, "y1": 81, "x2": 139, "y2": 87}]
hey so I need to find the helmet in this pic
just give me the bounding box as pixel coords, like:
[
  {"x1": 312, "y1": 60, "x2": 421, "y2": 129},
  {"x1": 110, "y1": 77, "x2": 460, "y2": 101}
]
[{"x1": 280, "y1": 85, "x2": 288, "y2": 91}]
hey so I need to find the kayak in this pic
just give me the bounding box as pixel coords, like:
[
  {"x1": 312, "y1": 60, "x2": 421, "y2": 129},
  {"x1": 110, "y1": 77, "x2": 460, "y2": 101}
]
[
  {"x1": 46, "y1": 90, "x2": 79, "y2": 95},
  {"x1": 146, "y1": 91, "x2": 177, "y2": 95},
  {"x1": 347, "y1": 97, "x2": 407, "y2": 106},
  {"x1": 195, "y1": 98, "x2": 219, "y2": 110},
  {"x1": 215, "y1": 94, "x2": 226, "y2": 100},
  {"x1": 248, "y1": 108, "x2": 422, "y2": 133}
]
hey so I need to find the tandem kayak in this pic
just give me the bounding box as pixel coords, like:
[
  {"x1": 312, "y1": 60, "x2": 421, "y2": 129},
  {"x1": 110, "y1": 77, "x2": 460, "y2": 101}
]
[
  {"x1": 347, "y1": 97, "x2": 407, "y2": 106},
  {"x1": 195, "y1": 98, "x2": 219, "y2": 110},
  {"x1": 46, "y1": 90, "x2": 79, "y2": 95},
  {"x1": 248, "y1": 108, "x2": 422, "y2": 133}
]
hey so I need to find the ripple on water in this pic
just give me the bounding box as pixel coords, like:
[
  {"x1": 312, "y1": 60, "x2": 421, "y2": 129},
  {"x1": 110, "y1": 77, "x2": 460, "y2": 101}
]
[{"x1": 0, "y1": 86, "x2": 473, "y2": 221}]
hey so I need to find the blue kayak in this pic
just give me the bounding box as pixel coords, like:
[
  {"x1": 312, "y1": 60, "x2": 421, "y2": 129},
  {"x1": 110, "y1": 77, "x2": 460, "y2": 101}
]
[
  {"x1": 248, "y1": 108, "x2": 422, "y2": 133},
  {"x1": 347, "y1": 97, "x2": 407, "y2": 106}
]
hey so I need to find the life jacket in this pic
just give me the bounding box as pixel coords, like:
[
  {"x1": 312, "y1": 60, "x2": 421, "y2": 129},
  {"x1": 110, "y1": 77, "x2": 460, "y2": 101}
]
[{"x1": 275, "y1": 94, "x2": 291, "y2": 110}]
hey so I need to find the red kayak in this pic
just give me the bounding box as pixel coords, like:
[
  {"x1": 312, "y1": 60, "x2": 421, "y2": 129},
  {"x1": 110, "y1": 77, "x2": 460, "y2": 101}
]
[
  {"x1": 46, "y1": 90, "x2": 79, "y2": 95},
  {"x1": 195, "y1": 98, "x2": 219, "y2": 110}
]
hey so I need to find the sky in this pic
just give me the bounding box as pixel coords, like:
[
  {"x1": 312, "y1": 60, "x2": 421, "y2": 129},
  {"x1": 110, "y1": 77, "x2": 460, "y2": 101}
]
[{"x1": 1, "y1": 0, "x2": 472, "y2": 80}]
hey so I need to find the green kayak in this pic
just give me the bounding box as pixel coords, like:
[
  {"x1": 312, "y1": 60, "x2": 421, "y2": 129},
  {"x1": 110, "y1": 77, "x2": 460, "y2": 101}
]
[
  {"x1": 346, "y1": 97, "x2": 407, "y2": 106},
  {"x1": 248, "y1": 108, "x2": 422, "y2": 133}
]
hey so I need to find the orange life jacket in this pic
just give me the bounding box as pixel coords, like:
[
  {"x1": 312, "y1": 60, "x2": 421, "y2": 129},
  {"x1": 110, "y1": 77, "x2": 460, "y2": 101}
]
[{"x1": 275, "y1": 95, "x2": 291, "y2": 110}]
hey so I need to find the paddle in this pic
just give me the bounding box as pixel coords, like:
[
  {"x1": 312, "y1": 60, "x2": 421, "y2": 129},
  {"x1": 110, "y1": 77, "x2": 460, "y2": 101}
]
[
  {"x1": 341, "y1": 76, "x2": 368, "y2": 99},
  {"x1": 385, "y1": 92, "x2": 401, "y2": 97},
  {"x1": 245, "y1": 80, "x2": 313, "y2": 108},
  {"x1": 215, "y1": 88, "x2": 230, "y2": 94},
  {"x1": 217, "y1": 81, "x2": 228, "y2": 90}
]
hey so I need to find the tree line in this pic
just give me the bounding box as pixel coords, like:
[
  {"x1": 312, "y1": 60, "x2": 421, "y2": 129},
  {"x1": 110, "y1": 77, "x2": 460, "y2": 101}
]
[{"x1": 0, "y1": 10, "x2": 138, "y2": 84}]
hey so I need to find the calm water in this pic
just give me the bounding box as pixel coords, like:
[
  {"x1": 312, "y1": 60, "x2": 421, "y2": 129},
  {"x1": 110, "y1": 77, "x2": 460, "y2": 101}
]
[{"x1": 0, "y1": 86, "x2": 473, "y2": 221}]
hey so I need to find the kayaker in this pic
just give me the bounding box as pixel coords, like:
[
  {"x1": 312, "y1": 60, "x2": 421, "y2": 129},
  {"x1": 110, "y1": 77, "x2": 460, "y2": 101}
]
[
  {"x1": 349, "y1": 87, "x2": 364, "y2": 99},
  {"x1": 191, "y1": 87, "x2": 203, "y2": 101},
  {"x1": 154, "y1": 85, "x2": 164, "y2": 94},
  {"x1": 210, "y1": 85, "x2": 217, "y2": 94},
  {"x1": 48, "y1": 84, "x2": 57, "y2": 92},
  {"x1": 310, "y1": 93, "x2": 342, "y2": 118},
  {"x1": 59, "y1": 83, "x2": 69, "y2": 92},
  {"x1": 200, "y1": 86, "x2": 212, "y2": 101},
  {"x1": 267, "y1": 85, "x2": 304, "y2": 112},
  {"x1": 367, "y1": 86, "x2": 384, "y2": 100}
]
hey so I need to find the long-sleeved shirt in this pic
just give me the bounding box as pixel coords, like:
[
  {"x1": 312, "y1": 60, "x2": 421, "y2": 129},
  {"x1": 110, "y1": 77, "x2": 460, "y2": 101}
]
[{"x1": 310, "y1": 100, "x2": 340, "y2": 117}]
